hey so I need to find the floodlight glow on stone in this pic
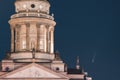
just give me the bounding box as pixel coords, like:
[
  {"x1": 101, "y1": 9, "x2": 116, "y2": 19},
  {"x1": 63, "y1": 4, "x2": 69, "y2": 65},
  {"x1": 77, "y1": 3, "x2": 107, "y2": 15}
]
[
  {"x1": 23, "y1": 4, "x2": 26, "y2": 8},
  {"x1": 40, "y1": 5, "x2": 43, "y2": 9}
]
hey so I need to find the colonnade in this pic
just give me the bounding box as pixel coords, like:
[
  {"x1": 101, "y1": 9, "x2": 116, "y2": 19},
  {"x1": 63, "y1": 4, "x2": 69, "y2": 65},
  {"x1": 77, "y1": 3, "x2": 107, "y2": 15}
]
[{"x1": 10, "y1": 23, "x2": 54, "y2": 54}]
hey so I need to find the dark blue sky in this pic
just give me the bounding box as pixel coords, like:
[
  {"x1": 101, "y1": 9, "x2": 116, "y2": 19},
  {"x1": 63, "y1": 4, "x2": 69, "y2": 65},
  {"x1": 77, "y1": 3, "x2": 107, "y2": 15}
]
[{"x1": 0, "y1": 0, "x2": 120, "y2": 80}]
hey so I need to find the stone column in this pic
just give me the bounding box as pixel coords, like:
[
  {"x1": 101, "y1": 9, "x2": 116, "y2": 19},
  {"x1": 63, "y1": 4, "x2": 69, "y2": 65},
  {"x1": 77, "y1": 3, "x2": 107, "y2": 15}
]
[
  {"x1": 44, "y1": 25, "x2": 47, "y2": 52},
  {"x1": 15, "y1": 25, "x2": 21, "y2": 52},
  {"x1": 48, "y1": 26, "x2": 51, "y2": 53},
  {"x1": 26, "y1": 23, "x2": 30, "y2": 51},
  {"x1": 11, "y1": 26, "x2": 14, "y2": 52},
  {"x1": 39, "y1": 25, "x2": 44, "y2": 52},
  {"x1": 15, "y1": 26, "x2": 18, "y2": 52},
  {"x1": 17, "y1": 26, "x2": 20, "y2": 52},
  {"x1": 50, "y1": 27, "x2": 54, "y2": 53},
  {"x1": 36, "y1": 24, "x2": 40, "y2": 51},
  {"x1": 46, "y1": 26, "x2": 49, "y2": 53}
]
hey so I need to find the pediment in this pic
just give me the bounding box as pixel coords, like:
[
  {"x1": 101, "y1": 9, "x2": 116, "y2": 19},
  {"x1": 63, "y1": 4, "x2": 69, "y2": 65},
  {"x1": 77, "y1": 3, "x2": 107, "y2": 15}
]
[{"x1": 1, "y1": 63, "x2": 68, "y2": 79}]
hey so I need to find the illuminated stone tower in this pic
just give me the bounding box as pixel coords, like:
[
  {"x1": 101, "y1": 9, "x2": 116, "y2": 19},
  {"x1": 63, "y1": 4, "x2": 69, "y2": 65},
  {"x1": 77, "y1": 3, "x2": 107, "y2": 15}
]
[
  {"x1": 9, "y1": 0, "x2": 56, "y2": 62},
  {"x1": 0, "y1": 0, "x2": 92, "y2": 80}
]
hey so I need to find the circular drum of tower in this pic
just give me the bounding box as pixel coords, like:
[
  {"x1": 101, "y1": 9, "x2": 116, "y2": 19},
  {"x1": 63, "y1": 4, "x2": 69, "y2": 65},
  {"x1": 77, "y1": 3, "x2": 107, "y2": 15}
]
[{"x1": 9, "y1": 0, "x2": 56, "y2": 62}]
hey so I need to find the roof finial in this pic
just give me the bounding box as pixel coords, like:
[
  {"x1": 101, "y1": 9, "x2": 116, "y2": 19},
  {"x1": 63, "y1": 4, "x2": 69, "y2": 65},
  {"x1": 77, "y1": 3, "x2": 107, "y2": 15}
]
[
  {"x1": 76, "y1": 56, "x2": 80, "y2": 70},
  {"x1": 54, "y1": 50, "x2": 61, "y2": 61}
]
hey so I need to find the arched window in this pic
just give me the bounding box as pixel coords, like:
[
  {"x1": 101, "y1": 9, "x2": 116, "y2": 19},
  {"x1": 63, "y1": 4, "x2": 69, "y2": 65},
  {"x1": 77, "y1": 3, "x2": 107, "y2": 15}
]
[{"x1": 56, "y1": 67, "x2": 59, "y2": 71}]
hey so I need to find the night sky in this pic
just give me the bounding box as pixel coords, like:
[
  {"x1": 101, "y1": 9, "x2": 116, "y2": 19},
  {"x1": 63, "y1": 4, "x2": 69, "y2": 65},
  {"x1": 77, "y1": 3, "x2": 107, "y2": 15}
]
[{"x1": 0, "y1": 0, "x2": 120, "y2": 80}]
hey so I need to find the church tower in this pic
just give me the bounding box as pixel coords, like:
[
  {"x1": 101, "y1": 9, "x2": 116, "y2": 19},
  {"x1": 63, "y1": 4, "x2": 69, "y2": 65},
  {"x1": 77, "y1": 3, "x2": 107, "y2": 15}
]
[
  {"x1": 9, "y1": 0, "x2": 56, "y2": 62},
  {"x1": 0, "y1": 0, "x2": 92, "y2": 80}
]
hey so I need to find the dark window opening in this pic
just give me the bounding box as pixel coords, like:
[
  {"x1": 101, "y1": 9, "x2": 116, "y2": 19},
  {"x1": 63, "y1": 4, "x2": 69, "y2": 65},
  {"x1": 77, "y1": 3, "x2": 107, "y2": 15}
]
[
  {"x1": 31, "y1": 4, "x2": 35, "y2": 8},
  {"x1": 56, "y1": 67, "x2": 59, "y2": 71},
  {"x1": 5, "y1": 67, "x2": 10, "y2": 72}
]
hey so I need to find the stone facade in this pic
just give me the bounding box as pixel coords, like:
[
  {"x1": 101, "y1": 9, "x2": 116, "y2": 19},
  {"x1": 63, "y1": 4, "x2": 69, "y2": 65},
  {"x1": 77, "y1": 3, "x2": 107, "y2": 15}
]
[
  {"x1": 0, "y1": 0, "x2": 92, "y2": 80},
  {"x1": 9, "y1": 0, "x2": 56, "y2": 62},
  {"x1": 9, "y1": 18, "x2": 55, "y2": 53}
]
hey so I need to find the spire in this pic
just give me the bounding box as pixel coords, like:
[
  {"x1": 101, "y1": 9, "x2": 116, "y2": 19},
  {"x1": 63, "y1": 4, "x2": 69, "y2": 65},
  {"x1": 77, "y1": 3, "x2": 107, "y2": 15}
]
[{"x1": 76, "y1": 56, "x2": 80, "y2": 70}]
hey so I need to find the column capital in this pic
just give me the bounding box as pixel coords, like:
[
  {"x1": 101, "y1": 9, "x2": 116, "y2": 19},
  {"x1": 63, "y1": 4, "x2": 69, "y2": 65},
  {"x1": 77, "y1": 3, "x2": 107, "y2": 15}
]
[
  {"x1": 10, "y1": 24, "x2": 16, "y2": 29},
  {"x1": 15, "y1": 24, "x2": 21, "y2": 28},
  {"x1": 36, "y1": 23, "x2": 41, "y2": 28},
  {"x1": 25, "y1": 23, "x2": 30, "y2": 27},
  {"x1": 49, "y1": 26, "x2": 54, "y2": 31}
]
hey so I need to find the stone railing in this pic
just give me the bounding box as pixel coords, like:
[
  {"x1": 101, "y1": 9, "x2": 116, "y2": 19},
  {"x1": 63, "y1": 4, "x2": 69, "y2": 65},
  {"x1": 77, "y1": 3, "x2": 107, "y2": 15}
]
[{"x1": 11, "y1": 12, "x2": 54, "y2": 20}]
